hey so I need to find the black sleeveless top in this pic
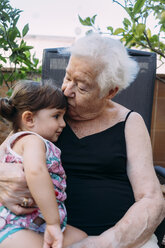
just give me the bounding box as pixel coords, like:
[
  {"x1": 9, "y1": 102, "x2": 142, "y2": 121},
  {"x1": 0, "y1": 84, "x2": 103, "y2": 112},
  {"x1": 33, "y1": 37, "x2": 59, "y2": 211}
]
[{"x1": 56, "y1": 111, "x2": 135, "y2": 235}]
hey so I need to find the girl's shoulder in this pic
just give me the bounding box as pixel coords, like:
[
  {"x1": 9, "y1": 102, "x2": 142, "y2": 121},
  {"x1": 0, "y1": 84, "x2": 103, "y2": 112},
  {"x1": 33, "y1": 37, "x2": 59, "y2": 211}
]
[
  {"x1": 8, "y1": 131, "x2": 45, "y2": 146},
  {"x1": 6, "y1": 131, "x2": 45, "y2": 158},
  {"x1": 7, "y1": 131, "x2": 61, "y2": 159}
]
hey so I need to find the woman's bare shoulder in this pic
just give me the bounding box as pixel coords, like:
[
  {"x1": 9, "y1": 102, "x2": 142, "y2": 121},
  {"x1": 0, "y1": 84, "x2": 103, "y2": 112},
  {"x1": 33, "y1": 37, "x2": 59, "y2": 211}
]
[{"x1": 113, "y1": 101, "x2": 144, "y2": 123}]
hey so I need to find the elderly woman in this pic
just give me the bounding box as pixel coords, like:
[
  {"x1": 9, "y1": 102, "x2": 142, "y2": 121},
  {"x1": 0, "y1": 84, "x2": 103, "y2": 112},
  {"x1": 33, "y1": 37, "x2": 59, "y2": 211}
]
[{"x1": 0, "y1": 34, "x2": 164, "y2": 248}]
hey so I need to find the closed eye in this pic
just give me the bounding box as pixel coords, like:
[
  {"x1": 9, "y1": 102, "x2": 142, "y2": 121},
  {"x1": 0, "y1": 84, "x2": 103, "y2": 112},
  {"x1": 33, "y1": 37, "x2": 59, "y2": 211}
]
[
  {"x1": 78, "y1": 87, "x2": 87, "y2": 92},
  {"x1": 66, "y1": 76, "x2": 71, "y2": 81}
]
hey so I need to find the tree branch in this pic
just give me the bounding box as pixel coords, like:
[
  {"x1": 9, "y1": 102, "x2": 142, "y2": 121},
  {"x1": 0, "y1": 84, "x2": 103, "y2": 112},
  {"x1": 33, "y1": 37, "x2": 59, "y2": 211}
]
[
  {"x1": 113, "y1": 0, "x2": 125, "y2": 9},
  {"x1": 143, "y1": 31, "x2": 165, "y2": 58}
]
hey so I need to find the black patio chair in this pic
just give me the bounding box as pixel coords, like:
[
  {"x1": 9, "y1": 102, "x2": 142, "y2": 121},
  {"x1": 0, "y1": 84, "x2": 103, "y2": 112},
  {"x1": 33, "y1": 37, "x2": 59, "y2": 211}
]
[{"x1": 42, "y1": 47, "x2": 165, "y2": 247}]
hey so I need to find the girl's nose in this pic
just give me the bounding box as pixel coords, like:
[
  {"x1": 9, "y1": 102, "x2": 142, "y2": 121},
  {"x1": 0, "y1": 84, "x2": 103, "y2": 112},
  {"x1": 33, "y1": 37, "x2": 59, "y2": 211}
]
[{"x1": 60, "y1": 117, "x2": 66, "y2": 128}]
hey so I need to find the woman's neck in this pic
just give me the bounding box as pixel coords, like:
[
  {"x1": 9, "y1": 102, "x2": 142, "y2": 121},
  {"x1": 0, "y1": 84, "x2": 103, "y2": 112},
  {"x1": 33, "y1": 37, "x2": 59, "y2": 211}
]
[{"x1": 66, "y1": 101, "x2": 121, "y2": 139}]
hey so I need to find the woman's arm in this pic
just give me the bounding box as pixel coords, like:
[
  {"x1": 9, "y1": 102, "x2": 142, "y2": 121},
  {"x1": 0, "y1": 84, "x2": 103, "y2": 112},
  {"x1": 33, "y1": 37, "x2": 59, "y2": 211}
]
[
  {"x1": 0, "y1": 135, "x2": 35, "y2": 215},
  {"x1": 99, "y1": 112, "x2": 165, "y2": 248},
  {"x1": 67, "y1": 112, "x2": 165, "y2": 248}
]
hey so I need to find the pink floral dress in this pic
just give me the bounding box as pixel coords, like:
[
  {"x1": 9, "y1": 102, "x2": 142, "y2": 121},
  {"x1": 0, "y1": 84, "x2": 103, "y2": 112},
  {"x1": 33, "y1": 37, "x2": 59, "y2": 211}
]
[{"x1": 0, "y1": 131, "x2": 67, "y2": 243}]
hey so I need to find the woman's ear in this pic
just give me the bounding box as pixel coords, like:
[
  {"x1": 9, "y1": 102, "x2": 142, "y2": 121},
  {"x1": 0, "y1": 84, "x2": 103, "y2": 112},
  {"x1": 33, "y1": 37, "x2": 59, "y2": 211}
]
[
  {"x1": 22, "y1": 111, "x2": 35, "y2": 128},
  {"x1": 107, "y1": 87, "x2": 119, "y2": 99}
]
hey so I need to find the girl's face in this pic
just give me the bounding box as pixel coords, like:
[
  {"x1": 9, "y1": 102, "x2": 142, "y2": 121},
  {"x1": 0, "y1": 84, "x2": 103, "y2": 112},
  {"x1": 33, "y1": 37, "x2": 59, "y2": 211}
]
[{"x1": 31, "y1": 107, "x2": 66, "y2": 142}]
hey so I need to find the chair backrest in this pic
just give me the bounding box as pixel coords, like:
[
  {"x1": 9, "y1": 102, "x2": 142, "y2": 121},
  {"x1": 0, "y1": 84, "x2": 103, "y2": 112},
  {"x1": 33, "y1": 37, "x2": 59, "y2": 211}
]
[{"x1": 42, "y1": 47, "x2": 156, "y2": 133}]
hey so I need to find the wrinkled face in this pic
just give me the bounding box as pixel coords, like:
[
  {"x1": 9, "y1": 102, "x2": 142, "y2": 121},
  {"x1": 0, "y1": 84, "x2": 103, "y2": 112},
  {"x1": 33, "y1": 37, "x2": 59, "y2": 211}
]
[
  {"x1": 62, "y1": 56, "x2": 107, "y2": 121},
  {"x1": 32, "y1": 108, "x2": 66, "y2": 142}
]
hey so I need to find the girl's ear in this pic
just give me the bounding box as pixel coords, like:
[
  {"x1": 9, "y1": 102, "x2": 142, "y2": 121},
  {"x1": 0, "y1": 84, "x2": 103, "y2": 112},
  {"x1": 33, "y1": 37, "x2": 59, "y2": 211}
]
[{"x1": 22, "y1": 111, "x2": 35, "y2": 128}]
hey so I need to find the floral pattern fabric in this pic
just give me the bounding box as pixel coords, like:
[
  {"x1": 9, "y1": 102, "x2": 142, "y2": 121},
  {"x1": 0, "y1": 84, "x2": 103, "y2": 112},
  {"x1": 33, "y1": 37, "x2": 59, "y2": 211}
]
[{"x1": 0, "y1": 131, "x2": 67, "y2": 243}]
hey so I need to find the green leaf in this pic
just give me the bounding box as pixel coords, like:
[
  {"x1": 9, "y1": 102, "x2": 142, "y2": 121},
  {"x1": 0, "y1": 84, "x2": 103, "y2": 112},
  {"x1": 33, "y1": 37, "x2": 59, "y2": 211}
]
[
  {"x1": 24, "y1": 50, "x2": 31, "y2": 59},
  {"x1": 113, "y1": 28, "x2": 125, "y2": 35},
  {"x1": 22, "y1": 23, "x2": 29, "y2": 37},
  {"x1": 124, "y1": 35, "x2": 134, "y2": 46},
  {"x1": 0, "y1": 54, "x2": 7, "y2": 63},
  {"x1": 160, "y1": 25, "x2": 165, "y2": 32},
  {"x1": 86, "y1": 29, "x2": 93, "y2": 35},
  {"x1": 20, "y1": 45, "x2": 33, "y2": 51},
  {"x1": 78, "y1": 15, "x2": 84, "y2": 25},
  {"x1": 20, "y1": 39, "x2": 26, "y2": 47},
  {"x1": 9, "y1": 53, "x2": 17, "y2": 63},
  {"x1": 3, "y1": 73, "x2": 10, "y2": 82},
  {"x1": 8, "y1": 27, "x2": 19, "y2": 41},
  {"x1": 133, "y1": 0, "x2": 146, "y2": 14},
  {"x1": 136, "y1": 23, "x2": 146, "y2": 35},
  {"x1": 125, "y1": 7, "x2": 134, "y2": 19},
  {"x1": 13, "y1": 15, "x2": 20, "y2": 26},
  {"x1": 0, "y1": 24, "x2": 5, "y2": 32},
  {"x1": 91, "y1": 15, "x2": 97, "y2": 25},
  {"x1": 78, "y1": 15, "x2": 92, "y2": 26},
  {"x1": 0, "y1": 72, "x2": 3, "y2": 86},
  {"x1": 150, "y1": 34, "x2": 159, "y2": 43},
  {"x1": 6, "y1": 88, "x2": 13, "y2": 96},
  {"x1": 123, "y1": 18, "x2": 131, "y2": 27},
  {"x1": 107, "y1": 26, "x2": 113, "y2": 33},
  {"x1": 32, "y1": 56, "x2": 39, "y2": 66},
  {"x1": 146, "y1": 28, "x2": 151, "y2": 39},
  {"x1": 15, "y1": 27, "x2": 21, "y2": 37},
  {"x1": 1, "y1": 11, "x2": 10, "y2": 22}
]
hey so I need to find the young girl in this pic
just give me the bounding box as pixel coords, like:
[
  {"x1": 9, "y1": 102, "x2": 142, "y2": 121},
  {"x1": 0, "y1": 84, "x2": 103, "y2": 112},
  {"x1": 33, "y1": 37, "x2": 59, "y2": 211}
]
[{"x1": 0, "y1": 81, "x2": 86, "y2": 248}]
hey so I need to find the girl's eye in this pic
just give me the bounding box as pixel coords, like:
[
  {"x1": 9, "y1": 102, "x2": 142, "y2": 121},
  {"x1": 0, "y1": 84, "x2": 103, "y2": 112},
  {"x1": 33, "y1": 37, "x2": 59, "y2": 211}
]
[{"x1": 54, "y1": 114, "x2": 59, "y2": 119}]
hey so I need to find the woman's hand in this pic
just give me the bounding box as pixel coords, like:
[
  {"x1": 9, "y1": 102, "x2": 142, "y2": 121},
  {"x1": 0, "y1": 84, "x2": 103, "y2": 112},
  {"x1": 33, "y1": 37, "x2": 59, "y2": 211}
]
[
  {"x1": 0, "y1": 133, "x2": 35, "y2": 214},
  {"x1": 67, "y1": 236, "x2": 110, "y2": 248},
  {"x1": 43, "y1": 224, "x2": 63, "y2": 248},
  {"x1": 0, "y1": 163, "x2": 36, "y2": 215}
]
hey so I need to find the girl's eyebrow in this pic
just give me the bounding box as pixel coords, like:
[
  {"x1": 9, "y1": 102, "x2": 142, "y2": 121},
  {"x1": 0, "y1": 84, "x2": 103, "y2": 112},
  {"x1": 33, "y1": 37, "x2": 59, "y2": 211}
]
[{"x1": 53, "y1": 109, "x2": 66, "y2": 114}]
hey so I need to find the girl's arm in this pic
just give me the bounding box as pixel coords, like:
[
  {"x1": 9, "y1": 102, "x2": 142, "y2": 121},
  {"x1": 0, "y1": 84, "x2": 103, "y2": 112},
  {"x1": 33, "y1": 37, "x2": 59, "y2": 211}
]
[
  {"x1": 22, "y1": 134, "x2": 60, "y2": 226},
  {"x1": 22, "y1": 134, "x2": 63, "y2": 248}
]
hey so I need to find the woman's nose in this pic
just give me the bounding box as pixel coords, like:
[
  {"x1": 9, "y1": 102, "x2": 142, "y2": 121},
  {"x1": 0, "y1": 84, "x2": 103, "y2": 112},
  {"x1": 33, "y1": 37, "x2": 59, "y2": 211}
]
[{"x1": 62, "y1": 81, "x2": 75, "y2": 97}]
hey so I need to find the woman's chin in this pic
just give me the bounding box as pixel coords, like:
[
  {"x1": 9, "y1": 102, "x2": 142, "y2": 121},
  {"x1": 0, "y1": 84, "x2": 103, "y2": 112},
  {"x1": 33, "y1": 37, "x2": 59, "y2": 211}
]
[{"x1": 67, "y1": 109, "x2": 79, "y2": 119}]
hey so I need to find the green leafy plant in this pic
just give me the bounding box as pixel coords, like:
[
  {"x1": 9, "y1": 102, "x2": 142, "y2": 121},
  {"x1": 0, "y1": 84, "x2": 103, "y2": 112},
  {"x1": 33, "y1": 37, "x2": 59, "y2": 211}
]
[
  {"x1": 0, "y1": 0, "x2": 41, "y2": 95},
  {"x1": 79, "y1": 0, "x2": 165, "y2": 68}
]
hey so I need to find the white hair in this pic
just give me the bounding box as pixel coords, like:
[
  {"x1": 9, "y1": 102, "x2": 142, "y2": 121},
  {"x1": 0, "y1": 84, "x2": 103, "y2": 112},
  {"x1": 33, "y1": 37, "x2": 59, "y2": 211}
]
[{"x1": 70, "y1": 33, "x2": 139, "y2": 96}]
